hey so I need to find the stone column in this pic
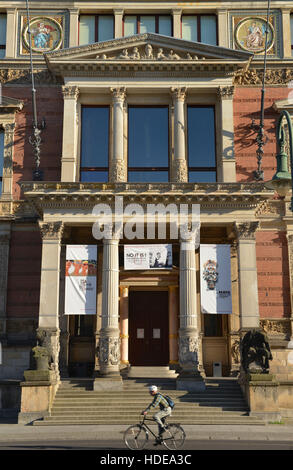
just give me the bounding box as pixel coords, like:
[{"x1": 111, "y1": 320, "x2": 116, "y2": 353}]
[
  {"x1": 172, "y1": 9, "x2": 182, "y2": 39},
  {"x1": 120, "y1": 286, "x2": 129, "y2": 369},
  {"x1": 177, "y1": 236, "x2": 205, "y2": 391},
  {"x1": 38, "y1": 221, "x2": 64, "y2": 382},
  {"x1": 217, "y1": 86, "x2": 236, "y2": 183},
  {"x1": 5, "y1": 9, "x2": 17, "y2": 58},
  {"x1": 69, "y1": 9, "x2": 79, "y2": 47},
  {"x1": 171, "y1": 87, "x2": 188, "y2": 183},
  {"x1": 168, "y1": 286, "x2": 179, "y2": 368},
  {"x1": 235, "y1": 222, "x2": 260, "y2": 333},
  {"x1": 281, "y1": 9, "x2": 292, "y2": 58},
  {"x1": 95, "y1": 236, "x2": 122, "y2": 390},
  {"x1": 61, "y1": 85, "x2": 80, "y2": 182},
  {"x1": 110, "y1": 87, "x2": 127, "y2": 182},
  {"x1": 114, "y1": 9, "x2": 124, "y2": 38},
  {"x1": 0, "y1": 224, "x2": 11, "y2": 342}
]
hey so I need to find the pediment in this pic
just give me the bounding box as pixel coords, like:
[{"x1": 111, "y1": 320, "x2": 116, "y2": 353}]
[{"x1": 45, "y1": 33, "x2": 252, "y2": 71}]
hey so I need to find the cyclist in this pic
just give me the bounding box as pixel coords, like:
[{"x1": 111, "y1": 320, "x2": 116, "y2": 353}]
[{"x1": 142, "y1": 385, "x2": 172, "y2": 444}]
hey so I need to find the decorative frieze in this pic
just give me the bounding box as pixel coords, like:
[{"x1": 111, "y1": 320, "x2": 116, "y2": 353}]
[
  {"x1": 260, "y1": 319, "x2": 291, "y2": 340},
  {"x1": 0, "y1": 68, "x2": 62, "y2": 85},
  {"x1": 234, "y1": 68, "x2": 293, "y2": 86}
]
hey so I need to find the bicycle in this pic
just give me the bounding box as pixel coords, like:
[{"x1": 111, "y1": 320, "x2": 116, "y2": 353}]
[{"x1": 124, "y1": 414, "x2": 186, "y2": 450}]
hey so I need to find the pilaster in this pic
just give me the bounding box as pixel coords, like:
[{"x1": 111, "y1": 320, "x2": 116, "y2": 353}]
[
  {"x1": 217, "y1": 86, "x2": 236, "y2": 183},
  {"x1": 69, "y1": 9, "x2": 79, "y2": 48},
  {"x1": 172, "y1": 9, "x2": 182, "y2": 39},
  {"x1": 0, "y1": 224, "x2": 11, "y2": 342},
  {"x1": 5, "y1": 9, "x2": 17, "y2": 58},
  {"x1": 114, "y1": 9, "x2": 124, "y2": 39},
  {"x1": 61, "y1": 85, "x2": 80, "y2": 182},
  {"x1": 235, "y1": 222, "x2": 260, "y2": 332},
  {"x1": 281, "y1": 9, "x2": 292, "y2": 59}
]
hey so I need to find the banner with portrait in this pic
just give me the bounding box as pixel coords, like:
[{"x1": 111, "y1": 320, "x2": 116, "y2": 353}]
[
  {"x1": 124, "y1": 245, "x2": 172, "y2": 270},
  {"x1": 200, "y1": 244, "x2": 232, "y2": 314},
  {"x1": 65, "y1": 245, "x2": 97, "y2": 315}
]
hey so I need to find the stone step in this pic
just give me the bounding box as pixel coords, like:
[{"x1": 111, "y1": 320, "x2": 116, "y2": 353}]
[
  {"x1": 34, "y1": 417, "x2": 265, "y2": 426},
  {"x1": 50, "y1": 409, "x2": 248, "y2": 416}
]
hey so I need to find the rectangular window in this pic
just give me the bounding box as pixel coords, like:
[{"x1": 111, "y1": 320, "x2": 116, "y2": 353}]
[
  {"x1": 0, "y1": 128, "x2": 4, "y2": 194},
  {"x1": 123, "y1": 15, "x2": 172, "y2": 37},
  {"x1": 79, "y1": 15, "x2": 114, "y2": 45},
  {"x1": 128, "y1": 107, "x2": 169, "y2": 182},
  {"x1": 204, "y1": 314, "x2": 223, "y2": 337},
  {"x1": 0, "y1": 14, "x2": 6, "y2": 58},
  {"x1": 187, "y1": 106, "x2": 216, "y2": 182},
  {"x1": 182, "y1": 15, "x2": 217, "y2": 45},
  {"x1": 80, "y1": 106, "x2": 109, "y2": 182}
]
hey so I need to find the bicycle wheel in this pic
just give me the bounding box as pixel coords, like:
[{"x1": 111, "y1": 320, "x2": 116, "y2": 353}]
[
  {"x1": 162, "y1": 424, "x2": 186, "y2": 450},
  {"x1": 124, "y1": 425, "x2": 148, "y2": 450}
]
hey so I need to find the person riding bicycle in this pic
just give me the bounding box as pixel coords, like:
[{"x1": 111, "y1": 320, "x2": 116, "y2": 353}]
[{"x1": 142, "y1": 385, "x2": 172, "y2": 443}]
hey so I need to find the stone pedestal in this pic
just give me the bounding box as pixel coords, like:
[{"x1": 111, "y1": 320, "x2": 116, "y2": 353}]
[
  {"x1": 239, "y1": 371, "x2": 281, "y2": 422},
  {"x1": 18, "y1": 370, "x2": 58, "y2": 424}
]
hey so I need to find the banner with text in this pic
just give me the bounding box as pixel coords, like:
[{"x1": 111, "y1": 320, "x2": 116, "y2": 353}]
[
  {"x1": 65, "y1": 245, "x2": 97, "y2": 315},
  {"x1": 200, "y1": 244, "x2": 232, "y2": 314},
  {"x1": 124, "y1": 245, "x2": 172, "y2": 270}
]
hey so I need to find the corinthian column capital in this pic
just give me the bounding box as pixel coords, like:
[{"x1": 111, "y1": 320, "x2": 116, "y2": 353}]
[
  {"x1": 234, "y1": 221, "x2": 259, "y2": 241},
  {"x1": 39, "y1": 221, "x2": 64, "y2": 241},
  {"x1": 62, "y1": 85, "x2": 80, "y2": 100},
  {"x1": 171, "y1": 87, "x2": 187, "y2": 102},
  {"x1": 110, "y1": 87, "x2": 126, "y2": 102}
]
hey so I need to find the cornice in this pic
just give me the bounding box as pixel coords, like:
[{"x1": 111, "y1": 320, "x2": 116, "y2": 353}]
[{"x1": 19, "y1": 181, "x2": 274, "y2": 214}]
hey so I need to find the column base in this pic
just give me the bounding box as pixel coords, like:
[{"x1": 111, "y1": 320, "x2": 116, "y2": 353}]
[
  {"x1": 176, "y1": 371, "x2": 206, "y2": 392},
  {"x1": 93, "y1": 375, "x2": 123, "y2": 391}
]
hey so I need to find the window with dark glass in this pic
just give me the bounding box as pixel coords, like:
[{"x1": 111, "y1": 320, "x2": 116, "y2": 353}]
[
  {"x1": 181, "y1": 15, "x2": 217, "y2": 45},
  {"x1": 123, "y1": 15, "x2": 172, "y2": 37},
  {"x1": 0, "y1": 128, "x2": 4, "y2": 194},
  {"x1": 80, "y1": 106, "x2": 109, "y2": 182},
  {"x1": 0, "y1": 14, "x2": 6, "y2": 58},
  {"x1": 79, "y1": 15, "x2": 114, "y2": 45},
  {"x1": 187, "y1": 106, "x2": 216, "y2": 182},
  {"x1": 204, "y1": 314, "x2": 223, "y2": 337},
  {"x1": 128, "y1": 106, "x2": 169, "y2": 182},
  {"x1": 291, "y1": 15, "x2": 293, "y2": 56}
]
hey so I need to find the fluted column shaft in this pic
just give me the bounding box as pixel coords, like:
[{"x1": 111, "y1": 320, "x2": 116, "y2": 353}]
[
  {"x1": 110, "y1": 87, "x2": 126, "y2": 182},
  {"x1": 171, "y1": 88, "x2": 188, "y2": 182},
  {"x1": 99, "y1": 238, "x2": 121, "y2": 376}
]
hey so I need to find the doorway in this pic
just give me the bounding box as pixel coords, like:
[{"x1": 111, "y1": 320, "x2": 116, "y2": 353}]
[{"x1": 129, "y1": 290, "x2": 169, "y2": 366}]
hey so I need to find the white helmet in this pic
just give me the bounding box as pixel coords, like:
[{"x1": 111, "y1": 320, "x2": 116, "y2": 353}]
[{"x1": 149, "y1": 385, "x2": 158, "y2": 393}]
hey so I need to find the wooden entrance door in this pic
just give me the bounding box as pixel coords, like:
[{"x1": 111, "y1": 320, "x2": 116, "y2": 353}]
[{"x1": 129, "y1": 290, "x2": 169, "y2": 366}]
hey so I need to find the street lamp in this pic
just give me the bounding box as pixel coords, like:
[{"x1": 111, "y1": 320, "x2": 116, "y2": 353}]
[{"x1": 266, "y1": 110, "x2": 293, "y2": 210}]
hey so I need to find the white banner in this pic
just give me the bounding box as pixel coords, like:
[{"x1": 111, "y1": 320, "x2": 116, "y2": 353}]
[
  {"x1": 65, "y1": 245, "x2": 97, "y2": 315},
  {"x1": 200, "y1": 244, "x2": 232, "y2": 314},
  {"x1": 124, "y1": 245, "x2": 172, "y2": 270}
]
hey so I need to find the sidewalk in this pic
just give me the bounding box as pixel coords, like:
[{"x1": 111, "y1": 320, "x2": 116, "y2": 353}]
[{"x1": 0, "y1": 423, "x2": 292, "y2": 442}]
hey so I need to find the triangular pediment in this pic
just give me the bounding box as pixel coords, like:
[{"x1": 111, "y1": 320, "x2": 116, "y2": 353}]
[{"x1": 45, "y1": 33, "x2": 252, "y2": 69}]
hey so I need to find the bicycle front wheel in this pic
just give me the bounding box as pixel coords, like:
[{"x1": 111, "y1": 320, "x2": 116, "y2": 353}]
[
  {"x1": 124, "y1": 425, "x2": 148, "y2": 450},
  {"x1": 162, "y1": 424, "x2": 186, "y2": 450}
]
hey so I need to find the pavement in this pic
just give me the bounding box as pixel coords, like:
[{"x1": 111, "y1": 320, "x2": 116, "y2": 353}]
[{"x1": 0, "y1": 422, "x2": 292, "y2": 443}]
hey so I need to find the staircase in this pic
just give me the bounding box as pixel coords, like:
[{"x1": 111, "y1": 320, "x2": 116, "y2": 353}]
[{"x1": 34, "y1": 376, "x2": 265, "y2": 426}]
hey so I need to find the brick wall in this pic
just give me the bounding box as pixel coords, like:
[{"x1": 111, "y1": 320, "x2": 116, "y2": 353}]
[
  {"x1": 2, "y1": 85, "x2": 63, "y2": 199},
  {"x1": 256, "y1": 231, "x2": 291, "y2": 319},
  {"x1": 234, "y1": 87, "x2": 291, "y2": 182}
]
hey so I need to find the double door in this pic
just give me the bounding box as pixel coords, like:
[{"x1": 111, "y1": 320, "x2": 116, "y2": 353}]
[{"x1": 129, "y1": 290, "x2": 169, "y2": 366}]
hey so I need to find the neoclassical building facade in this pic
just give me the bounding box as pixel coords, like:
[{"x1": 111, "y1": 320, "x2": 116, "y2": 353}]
[{"x1": 0, "y1": 0, "x2": 293, "y2": 417}]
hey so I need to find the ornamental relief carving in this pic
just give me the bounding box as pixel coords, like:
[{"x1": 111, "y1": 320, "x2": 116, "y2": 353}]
[
  {"x1": 0, "y1": 69, "x2": 63, "y2": 85},
  {"x1": 255, "y1": 200, "x2": 284, "y2": 217},
  {"x1": 99, "y1": 337, "x2": 120, "y2": 365},
  {"x1": 260, "y1": 319, "x2": 291, "y2": 339},
  {"x1": 179, "y1": 336, "x2": 199, "y2": 366},
  {"x1": 109, "y1": 160, "x2": 127, "y2": 183},
  {"x1": 96, "y1": 44, "x2": 203, "y2": 62},
  {"x1": 172, "y1": 159, "x2": 188, "y2": 183},
  {"x1": 39, "y1": 221, "x2": 64, "y2": 240},
  {"x1": 234, "y1": 68, "x2": 293, "y2": 86}
]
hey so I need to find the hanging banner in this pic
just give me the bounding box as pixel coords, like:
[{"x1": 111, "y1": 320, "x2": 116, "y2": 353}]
[
  {"x1": 124, "y1": 245, "x2": 172, "y2": 270},
  {"x1": 200, "y1": 244, "x2": 232, "y2": 314},
  {"x1": 65, "y1": 245, "x2": 97, "y2": 315}
]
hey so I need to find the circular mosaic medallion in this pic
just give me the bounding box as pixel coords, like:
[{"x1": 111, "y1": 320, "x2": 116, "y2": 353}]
[
  {"x1": 234, "y1": 17, "x2": 274, "y2": 53},
  {"x1": 22, "y1": 17, "x2": 63, "y2": 53}
]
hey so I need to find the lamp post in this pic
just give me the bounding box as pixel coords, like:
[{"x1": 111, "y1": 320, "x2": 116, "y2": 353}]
[{"x1": 266, "y1": 110, "x2": 293, "y2": 211}]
